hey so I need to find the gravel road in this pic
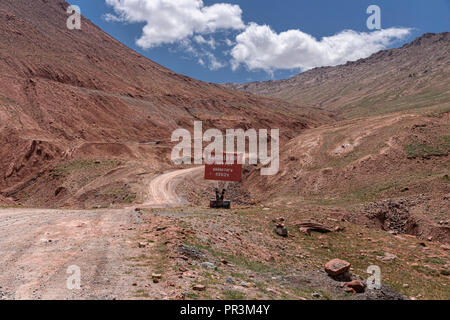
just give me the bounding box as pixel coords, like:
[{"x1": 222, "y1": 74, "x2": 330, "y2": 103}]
[{"x1": 0, "y1": 208, "x2": 144, "y2": 300}]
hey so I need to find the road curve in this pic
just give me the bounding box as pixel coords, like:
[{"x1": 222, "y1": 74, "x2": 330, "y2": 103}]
[
  {"x1": 0, "y1": 166, "x2": 204, "y2": 299},
  {"x1": 145, "y1": 166, "x2": 204, "y2": 207}
]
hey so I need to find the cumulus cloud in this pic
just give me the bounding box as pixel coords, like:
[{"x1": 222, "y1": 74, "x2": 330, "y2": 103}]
[
  {"x1": 194, "y1": 35, "x2": 216, "y2": 49},
  {"x1": 179, "y1": 39, "x2": 225, "y2": 71},
  {"x1": 231, "y1": 23, "x2": 411, "y2": 72},
  {"x1": 104, "y1": 1, "x2": 411, "y2": 72},
  {"x1": 105, "y1": 0, "x2": 245, "y2": 48}
]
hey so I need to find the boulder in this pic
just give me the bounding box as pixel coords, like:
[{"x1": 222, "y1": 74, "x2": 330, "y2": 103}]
[
  {"x1": 324, "y1": 258, "x2": 351, "y2": 276},
  {"x1": 193, "y1": 284, "x2": 206, "y2": 291},
  {"x1": 274, "y1": 224, "x2": 288, "y2": 237},
  {"x1": 298, "y1": 222, "x2": 331, "y2": 236},
  {"x1": 152, "y1": 273, "x2": 162, "y2": 283}
]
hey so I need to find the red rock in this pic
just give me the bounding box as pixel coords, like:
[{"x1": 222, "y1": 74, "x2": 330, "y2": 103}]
[
  {"x1": 193, "y1": 285, "x2": 206, "y2": 291},
  {"x1": 345, "y1": 280, "x2": 366, "y2": 293},
  {"x1": 324, "y1": 259, "x2": 351, "y2": 276}
]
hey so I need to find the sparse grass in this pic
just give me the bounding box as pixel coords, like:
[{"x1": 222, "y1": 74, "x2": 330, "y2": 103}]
[
  {"x1": 133, "y1": 289, "x2": 150, "y2": 298},
  {"x1": 123, "y1": 194, "x2": 137, "y2": 203},
  {"x1": 185, "y1": 293, "x2": 200, "y2": 299},
  {"x1": 404, "y1": 143, "x2": 447, "y2": 159},
  {"x1": 50, "y1": 159, "x2": 120, "y2": 178},
  {"x1": 440, "y1": 136, "x2": 450, "y2": 151},
  {"x1": 223, "y1": 289, "x2": 246, "y2": 300},
  {"x1": 411, "y1": 265, "x2": 440, "y2": 277},
  {"x1": 342, "y1": 89, "x2": 450, "y2": 119},
  {"x1": 0, "y1": 95, "x2": 17, "y2": 104}
]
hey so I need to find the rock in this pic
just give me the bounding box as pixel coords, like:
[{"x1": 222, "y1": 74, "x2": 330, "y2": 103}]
[
  {"x1": 299, "y1": 227, "x2": 311, "y2": 236},
  {"x1": 201, "y1": 262, "x2": 216, "y2": 270},
  {"x1": 134, "y1": 208, "x2": 142, "y2": 212},
  {"x1": 193, "y1": 285, "x2": 206, "y2": 292},
  {"x1": 332, "y1": 271, "x2": 353, "y2": 282},
  {"x1": 334, "y1": 226, "x2": 345, "y2": 232},
  {"x1": 311, "y1": 292, "x2": 321, "y2": 298},
  {"x1": 152, "y1": 273, "x2": 162, "y2": 283},
  {"x1": 440, "y1": 245, "x2": 450, "y2": 251},
  {"x1": 377, "y1": 252, "x2": 397, "y2": 262},
  {"x1": 226, "y1": 276, "x2": 235, "y2": 284},
  {"x1": 403, "y1": 284, "x2": 409, "y2": 288},
  {"x1": 324, "y1": 259, "x2": 351, "y2": 276},
  {"x1": 240, "y1": 281, "x2": 249, "y2": 288},
  {"x1": 345, "y1": 280, "x2": 366, "y2": 293},
  {"x1": 298, "y1": 222, "x2": 331, "y2": 236},
  {"x1": 419, "y1": 242, "x2": 427, "y2": 247},
  {"x1": 274, "y1": 224, "x2": 288, "y2": 237},
  {"x1": 138, "y1": 242, "x2": 146, "y2": 248}
]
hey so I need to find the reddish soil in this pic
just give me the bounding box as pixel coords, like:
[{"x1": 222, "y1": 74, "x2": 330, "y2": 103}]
[
  {"x1": 0, "y1": 0, "x2": 329, "y2": 207},
  {"x1": 0, "y1": 0, "x2": 448, "y2": 301}
]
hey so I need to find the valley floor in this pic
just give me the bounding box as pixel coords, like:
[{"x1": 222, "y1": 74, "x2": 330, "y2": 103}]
[{"x1": 1, "y1": 165, "x2": 448, "y2": 300}]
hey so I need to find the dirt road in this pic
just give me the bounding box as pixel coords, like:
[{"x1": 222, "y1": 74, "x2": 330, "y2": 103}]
[
  {"x1": 0, "y1": 207, "x2": 146, "y2": 299},
  {"x1": 145, "y1": 166, "x2": 204, "y2": 207},
  {"x1": 0, "y1": 166, "x2": 204, "y2": 300}
]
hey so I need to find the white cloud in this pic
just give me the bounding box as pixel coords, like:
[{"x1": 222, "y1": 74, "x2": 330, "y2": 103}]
[
  {"x1": 231, "y1": 23, "x2": 411, "y2": 72},
  {"x1": 105, "y1": 0, "x2": 245, "y2": 48},
  {"x1": 194, "y1": 35, "x2": 216, "y2": 49},
  {"x1": 104, "y1": 1, "x2": 412, "y2": 72},
  {"x1": 204, "y1": 52, "x2": 225, "y2": 70},
  {"x1": 224, "y1": 38, "x2": 234, "y2": 46},
  {"x1": 179, "y1": 38, "x2": 225, "y2": 71}
]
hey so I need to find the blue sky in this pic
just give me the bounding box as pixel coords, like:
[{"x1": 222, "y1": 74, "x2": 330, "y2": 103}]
[{"x1": 68, "y1": 0, "x2": 450, "y2": 84}]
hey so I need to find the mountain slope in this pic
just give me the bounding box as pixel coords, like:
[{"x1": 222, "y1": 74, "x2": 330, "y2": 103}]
[
  {"x1": 224, "y1": 33, "x2": 450, "y2": 243},
  {"x1": 0, "y1": 0, "x2": 329, "y2": 205},
  {"x1": 225, "y1": 32, "x2": 450, "y2": 119}
]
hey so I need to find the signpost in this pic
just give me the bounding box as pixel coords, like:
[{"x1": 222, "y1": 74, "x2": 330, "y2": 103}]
[
  {"x1": 204, "y1": 153, "x2": 243, "y2": 182},
  {"x1": 204, "y1": 153, "x2": 243, "y2": 209}
]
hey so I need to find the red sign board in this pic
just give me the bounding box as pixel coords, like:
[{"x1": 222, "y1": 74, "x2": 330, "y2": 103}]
[{"x1": 204, "y1": 153, "x2": 243, "y2": 182}]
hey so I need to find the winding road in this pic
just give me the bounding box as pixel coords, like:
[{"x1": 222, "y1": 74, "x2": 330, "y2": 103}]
[
  {"x1": 145, "y1": 166, "x2": 204, "y2": 207},
  {"x1": 0, "y1": 166, "x2": 204, "y2": 299}
]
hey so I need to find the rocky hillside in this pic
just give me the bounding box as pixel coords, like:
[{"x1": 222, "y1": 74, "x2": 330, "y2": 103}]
[
  {"x1": 225, "y1": 33, "x2": 450, "y2": 244},
  {"x1": 225, "y1": 32, "x2": 450, "y2": 119},
  {"x1": 0, "y1": 0, "x2": 329, "y2": 202}
]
